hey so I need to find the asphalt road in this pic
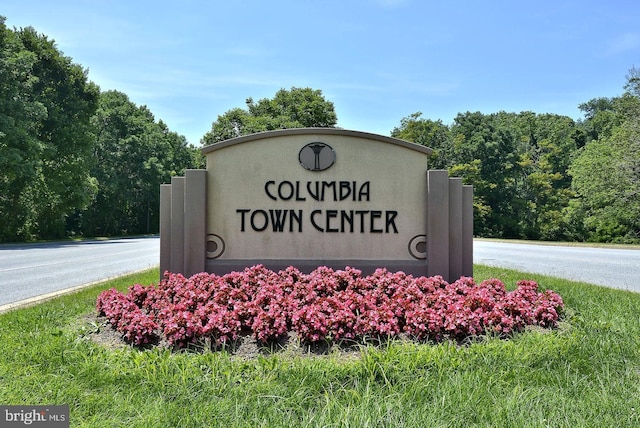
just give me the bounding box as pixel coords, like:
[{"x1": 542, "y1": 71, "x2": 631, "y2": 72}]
[
  {"x1": 2, "y1": 237, "x2": 639, "y2": 310},
  {"x1": 0, "y1": 236, "x2": 159, "y2": 308},
  {"x1": 474, "y1": 240, "x2": 640, "y2": 292}
]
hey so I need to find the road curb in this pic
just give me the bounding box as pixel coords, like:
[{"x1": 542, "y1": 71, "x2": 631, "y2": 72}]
[{"x1": 0, "y1": 267, "x2": 158, "y2": 314}]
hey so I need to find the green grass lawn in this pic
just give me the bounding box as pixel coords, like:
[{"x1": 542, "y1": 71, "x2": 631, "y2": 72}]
[{"x1": 1, "y1": 266, "x2": 639, "y2": 427}]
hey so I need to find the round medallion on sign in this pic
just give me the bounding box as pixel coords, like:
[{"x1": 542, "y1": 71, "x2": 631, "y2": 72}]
[
  {"x1": 299, "y1": 142, "x2": 336, "y2": 171},
  {"x1": 206, "y1": 234, "x2": 225, "y2": 259},
  {"x1": 408, "y1": 234, "x2": 427, "y2": 260}
]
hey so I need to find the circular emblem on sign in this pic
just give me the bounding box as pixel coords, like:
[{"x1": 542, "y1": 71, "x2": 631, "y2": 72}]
[
  {"x1": 206, "y1": 234, "x2": 225, "y2": 259},
  {"x1": 299, "y1": 142, "x2": 336, "y2": 171},
  {"x1": 408, "y1": 235, "x2": 427, "y2": 260}
]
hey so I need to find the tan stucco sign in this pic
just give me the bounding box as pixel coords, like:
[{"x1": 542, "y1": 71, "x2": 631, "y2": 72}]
[{"x1": 160, "y1": 128, "x2": 473, "y2": 281}]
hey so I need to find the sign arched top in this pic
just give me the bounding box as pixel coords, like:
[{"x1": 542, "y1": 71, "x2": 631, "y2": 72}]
[{"x1": 201, "y1": 128, "x2": 433, "y2": 156}]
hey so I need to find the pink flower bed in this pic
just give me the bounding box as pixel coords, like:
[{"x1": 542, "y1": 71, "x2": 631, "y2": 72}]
[{"x1": 96, "y1": 265, "x2": 564, "y2": 348}]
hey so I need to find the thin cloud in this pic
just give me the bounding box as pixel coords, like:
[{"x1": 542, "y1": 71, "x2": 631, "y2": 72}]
[
  {"x1": 374, "y1": 0, "x2": 410, "y2": 8},
  {"x1": 605, "y1": 32, "x2": 640, "y2": 56},
  {"x1": 374, "y1": 72, "x2": 460, "y2": 96},
  {"x1": 224, "y1": 45, "x2": 275, "y2": 58}
]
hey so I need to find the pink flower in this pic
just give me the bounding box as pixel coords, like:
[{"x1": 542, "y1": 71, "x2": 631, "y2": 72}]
[{"x1": 96, "y1": 265, "x2": 565, "y2": 348}]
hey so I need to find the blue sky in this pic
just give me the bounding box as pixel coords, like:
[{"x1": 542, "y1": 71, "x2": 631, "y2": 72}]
[{"x1": 4, "y1": 1, "x2": 640, "y2": 145}]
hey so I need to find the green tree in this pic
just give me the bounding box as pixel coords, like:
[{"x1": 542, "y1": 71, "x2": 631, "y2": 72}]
[
  {"x1": 0, "y1": 18, "x2": 43, "y2": 240},
  {"x1": 0, "y1": 20, "x2": 99, "y2": 241},
  {"x1": 246, "y1": 87, "x2": 337, "y2": 128},
  {"x1": 391, "y1": 112, "x2": 450, "y2": 169},
  {"x1": 447, "y1": 111, "x2": 522, "y2": 237},
  {"x1": 577, "y1": 97, "x2": 621, "y2": 144},
  {"x1": 511, "y1": 113, "x2": 578, "y2": 240},
  {"x1": 391, "y1": 110, "x2": 580, "y2": 240},
  {"x1": 569, "y1": 71, "x2": 640, "y2": 243},
  {"x1": 77, "y1": 90, "x2": 196, "y2": 236},
  {"x1": 201, "y1": 87, "x2": 337, "y2": 144}
]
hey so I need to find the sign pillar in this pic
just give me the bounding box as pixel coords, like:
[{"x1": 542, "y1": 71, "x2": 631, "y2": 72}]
[
  {"x1": 449, "y1": 177, "x2": 463, "y2": 281},
  {"x1": 462, "y1": 185, "x2": 474, "y2": 277},
  {"x1": 169, "y1": 176, "x2": 185, "y2": 274},
  {"x1": 159, "y1": 184, "x2": 172, "y2": 275},
  {"x1": 426, "y1": 170, "x2": 450, "y2": 280},
  {"x1": 183, "y1": 169, "x2": 206, "y2": 277}
]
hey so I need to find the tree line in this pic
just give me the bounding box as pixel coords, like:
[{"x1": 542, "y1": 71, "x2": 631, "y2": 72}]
[
  {"x1": 391, "y1": 69, "x2": 640, "y2": 243},
  {"x1": 2, "y1": 17, "x2": 638, "y2": 243},
  {"x1": 204, "y1": 74, "x2": 640, "y2": 244},
  {"x1": 0, "y1": 19, "x2": 200, "y2": 242}
]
